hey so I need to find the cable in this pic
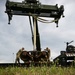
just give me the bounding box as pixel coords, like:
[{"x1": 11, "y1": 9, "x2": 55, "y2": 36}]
[
  {"x1": 29, "y1": 13, "x2": 59, "y2": 24},
  {"x1": 37, "y1": 18, "x2": 58, "y2": 23}
]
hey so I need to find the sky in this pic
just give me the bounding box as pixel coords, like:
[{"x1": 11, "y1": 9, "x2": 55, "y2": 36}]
[{"x1": 0, "y1": 0, "x2": 75, "y2": 63}]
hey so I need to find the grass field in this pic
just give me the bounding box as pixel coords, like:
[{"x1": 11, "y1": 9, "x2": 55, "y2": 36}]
[{"x1": 0, "y1": 66, "x2": 75, "y2": 75}]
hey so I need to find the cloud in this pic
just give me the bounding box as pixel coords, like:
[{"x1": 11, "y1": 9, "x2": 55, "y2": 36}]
[{"x1": 0, "y1": 0, "x2": 75, "y2": 62}]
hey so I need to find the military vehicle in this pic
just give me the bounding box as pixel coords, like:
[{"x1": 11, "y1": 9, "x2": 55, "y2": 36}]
[
  {"x1": 53, "y1": 41, "x2": 75, "y2": 66},
  {"x1": 5, "y1": 0, "x2": 64, "y2": 66}
]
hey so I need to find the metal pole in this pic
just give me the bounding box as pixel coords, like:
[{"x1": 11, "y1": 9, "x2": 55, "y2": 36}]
[
  {"x1": 33, "y1": 17, "x2": 41, "y2": 51},
  {"x1": 33, "y1": 18, "x2": 36, "y2": 50},
  {"x1": 13, "y1": 53, "x2": 14, "y2": 63},
  {"x1": 29, "y1": 16, "x2": 34, "y2": 45}
]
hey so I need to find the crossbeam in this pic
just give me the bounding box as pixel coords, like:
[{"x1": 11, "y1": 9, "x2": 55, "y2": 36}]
[{"x1": 5, "y1": 0, "x2": 64, "y2": 25}]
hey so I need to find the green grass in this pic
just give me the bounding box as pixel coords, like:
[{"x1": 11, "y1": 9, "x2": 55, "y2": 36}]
[{"x1": 0, "y1": 66, "x2": 75, "y2": 75}]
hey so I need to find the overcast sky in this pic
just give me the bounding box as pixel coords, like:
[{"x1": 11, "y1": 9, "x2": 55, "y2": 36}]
[{"x1": 0, "y1": 0, "x2": 75, "y2": 63}]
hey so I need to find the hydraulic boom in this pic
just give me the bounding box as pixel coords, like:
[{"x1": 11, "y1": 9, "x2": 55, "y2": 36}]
[{"x1": 5, "y1": 0, "x2": 64, "y2": 51}]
